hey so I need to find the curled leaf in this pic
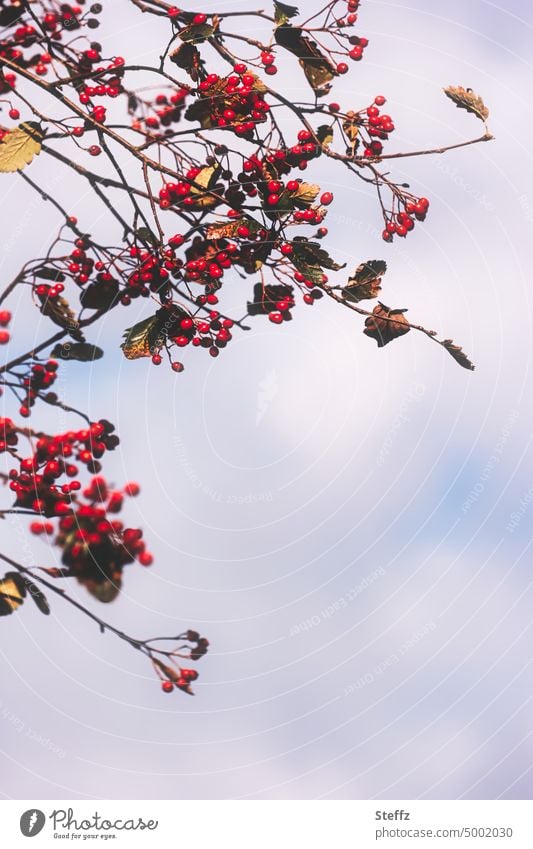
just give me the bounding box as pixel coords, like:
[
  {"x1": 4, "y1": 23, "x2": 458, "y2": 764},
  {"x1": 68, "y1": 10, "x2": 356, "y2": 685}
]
[
  {"x1": 169, "y1": 42, "x2": 203, "y2": 81},
  {"x1": 444, "y1": 86, "x2": 489, "y2": 122},
  {"x1": 343, "y1": 260, "x2": 387, "y2": 302},
  {"x1": 0, "y1": 122, "x2": 44, "y2": 173},
  {"x1": 442, "y1": 339, "x2": 475, "y2": 371},
  {"x1": 275, "y1": 25, "x2": 337, "y2": 95},
  {"x1": 291, "y1": 237, "x2": 345, "y2": 285},
  {"x1": 363, "y1": 302, "x2": 410, "y2": 347}
]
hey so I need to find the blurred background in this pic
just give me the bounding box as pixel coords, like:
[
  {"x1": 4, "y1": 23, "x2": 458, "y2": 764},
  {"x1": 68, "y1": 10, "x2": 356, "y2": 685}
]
[{"x1": 1, "y1": 0, "x2": 533, "y2": 800}]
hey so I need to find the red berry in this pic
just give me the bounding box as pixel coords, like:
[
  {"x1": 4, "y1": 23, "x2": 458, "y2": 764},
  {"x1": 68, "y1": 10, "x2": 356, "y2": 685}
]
[
  {"x1": 0, "y1": 330, "x2": 10, "y2": 345},
  {"x1": 161, "y1": 681, "x2": 174, "y2": 693},
  {"x1": 193, "y1": 13, "x2": 207, "y2": 25},
  {"x1": 337, "y1": 63, "x2": 349, "y2": 74},
  {"x1": 151, "y1": 354, "x2": 162, "y2": 365},
  {"x1": 0, "y1": 310, "x2": 11, "y2": 326},
  {"x1": 374, "y1": 95, "x2": 386, "y2": 106},
  {"x1": 320, "y1": 192, "x2": 333, "y2": 205},
  {"x1": 268, "y1": 311, "x2": 283, "y2": 324},
  {"x1": 124, "y1": 482, "x2": 140, "y2": 496},
  {"x1": 267, "y1": 193, "x2": 280, "y2": 206},
  {"x1": 89, "y1": 145, "x2": 101, "y2": 156},
  {"x1": 9, "y1": 108, "x2": 20, "y2": 120},
  {"x1": 264, "y1": 65, "x2": 277, "y2": 76}
]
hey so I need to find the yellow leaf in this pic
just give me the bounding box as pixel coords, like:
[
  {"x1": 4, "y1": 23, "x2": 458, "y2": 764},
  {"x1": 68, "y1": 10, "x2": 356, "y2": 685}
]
[
  {"x1": 0, "y1": 573, "x2": 25, "y2": 616},
  {"x1": 0, "y1": 122, "x2": 44, "y2": 173}
]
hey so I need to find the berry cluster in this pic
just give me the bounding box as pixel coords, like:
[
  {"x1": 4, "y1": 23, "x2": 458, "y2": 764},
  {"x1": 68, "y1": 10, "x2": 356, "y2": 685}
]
[
  {"x1": 19, "y1": 360, "x2": 59, "y2": 419},
  {"x1": 133, "y1": 88, "x2": 189, "y2": 133},
  {"x1": 186, "y1": 66, "x2": 270, "y2": 136},
  {"x1": 54, "y1": 477, "x2": 152, "y2": 601},
  {"x1": 382, "y1": 196, "x2": 430, "y2": 242},
  {"x1": 0, "y1": 417, "x2": 18, "y2": 454},
  {"x1": 0, "y1": 310, "x2": 11, "y2": 346},
  {"x1": 9, "y1": 420, "x2": 119, "y2": 516}
]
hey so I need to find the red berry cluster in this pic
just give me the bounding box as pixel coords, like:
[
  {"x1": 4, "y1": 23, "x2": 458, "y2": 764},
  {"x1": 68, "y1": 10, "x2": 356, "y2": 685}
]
[
  {"x1": 0, "y1": 417, "x2": 18, "y2": 454},
  {"x1": 19, "y1": 360, "x2": 59, "y2": 418},
  {"x1": 191, "y1": 66, "x2": 270, "y2": 135},
  {"x1": 9, "y1": 420, "x2": 119, "y2": 516},
  {"x1": 183, "y1": 235, "x2": 240, "y2": 289},
  {"x1": 55, "y1": 477, "x2": 152, "y2": 595},
  {"x1": 136, "y1": 88, "x2": 189, "y2": 133},
  {"x1": 0, "y1": 310, "x2": 11, "y2": 346},
  {"x1": 126, "y1": 249, "x2": 172, "y2": 300},
  {"x1": 382, "y1": 197, "x2": 430, "y2": 242}
]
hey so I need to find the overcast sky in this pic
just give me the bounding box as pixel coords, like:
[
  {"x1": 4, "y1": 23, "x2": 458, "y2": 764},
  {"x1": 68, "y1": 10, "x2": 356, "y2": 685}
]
[{"x1": 1, "y1": 0, "x2": 533, "y2": 800}]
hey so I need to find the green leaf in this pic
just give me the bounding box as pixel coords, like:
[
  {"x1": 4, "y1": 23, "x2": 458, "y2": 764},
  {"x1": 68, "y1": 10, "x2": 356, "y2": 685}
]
[
  {"x1": 443, "y1": 86, "x2": 489, "y2": 123},
  {"x1": 0, "y1": 122, "x2": 43, "y2": 173},
  {"x1": 135, "y1": 226, "x2": 158, "y2": 246},
  {"x1": 34, "y1": 267, "x2": 66, "y2": 282},
  {"x1": 179, "y1": 23, "x2": 215, "y2": 43},
  {"x1": 291, "y1": 237, "x2": 345, "y2": 285},
  {"x1": 120, "y1": 315, "x2": 166, "y2": 360},
  {"x1": 273, "y1": 1, "x2": 299, "y2": 25}
]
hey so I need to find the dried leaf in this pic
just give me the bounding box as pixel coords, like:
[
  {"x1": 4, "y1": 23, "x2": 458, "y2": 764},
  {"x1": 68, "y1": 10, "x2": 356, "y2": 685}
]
[
  {"x1": 50, "y1": 341, "x2": 104, "y2": 362},
  {"x1": 292, "y1": 182, "x2": 320, "y2": 208},
  {"x1": 80, "y1": 278, "x2": 119, "y2": 311},
  {"x1": 316, "y1": 124, "x2": 334, "y2": 148},
  {"x1": 37, "y1": 289, "x2": 84, "y2": 341},
  {"x1": 442, "y1": 339, "x2": 475, "y2": 371},
  {"x1": 343, "y1": 260, "x2": 387, "y2": 302},
  {"x1": 275, "y1": 25, "x2": 337, "y2": 95},
  {"x1": 0, "y1": 572, "x2": 25, "y2": 616},
  {"x1": 291, "y1": 237, "x2": 345, "y2": 285},
  {"x1": 188, "y1": 164, "x2": 222, "y2": 208},
  {"x1": 21, "y1": 578, "x2": 50, "y2": 615},
  {"x1": 121, "y1": 305, "x2": 190, "y2": 360},
  {"x1": 169, "y1": 42, "x2": 203, "y2": 81},
  {"x1": 0, "y1": 122, "x2": 43, "y2": 173},
  {"x1": 247, "y1": 283, "x2": 294, "y2": 315},
  {"x1": 444, "y1": 86, "x2": 489, "y2": 122},
  {"x1": 34, "y1": 267, "x2": 66, "y2": 283},
  {"x1": 274, "y1": 0, "x2": 299, "y2": 25},
  {"x1": 80, "y1": 576, "x2": 121, "y2": 603},
  {"x1": 363, "y1": 302, "x2": 410, "y2": 347},
  {"x1": 206, "y1": 217, "x2": 260, "y2": 239}
]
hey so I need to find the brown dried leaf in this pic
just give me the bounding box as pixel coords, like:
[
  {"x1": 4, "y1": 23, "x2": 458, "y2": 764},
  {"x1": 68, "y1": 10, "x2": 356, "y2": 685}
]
[
  {"x1": 442, "y1": 339, "x2": 475, "y2": 371},
  {"x1": 444, "y1": 86, "x2": 489, "y2": 122},
  {"x1": 363, "y1": 302, "x2": 410, "y2": 347}
]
